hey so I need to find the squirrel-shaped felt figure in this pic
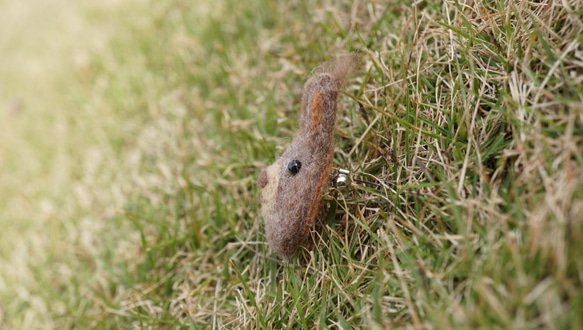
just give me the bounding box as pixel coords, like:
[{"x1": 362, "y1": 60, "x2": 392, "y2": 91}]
[{"x1": 258, "y1": 56, "x2": 356, "y2": 259}]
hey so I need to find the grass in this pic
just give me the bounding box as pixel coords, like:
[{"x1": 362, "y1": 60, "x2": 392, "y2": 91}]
[{"x1": 1, "y1": 0, "x2": 582, "y2": 328}]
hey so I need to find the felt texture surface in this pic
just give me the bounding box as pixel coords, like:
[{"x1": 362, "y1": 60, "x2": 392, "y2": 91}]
[{"x1": 258, "y1": 57, "x2": 355, "y2": 259}]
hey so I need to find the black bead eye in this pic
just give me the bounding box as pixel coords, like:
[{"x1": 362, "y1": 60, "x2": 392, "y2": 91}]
[{"x1": 288, "y1": 160, "x2": 302, "y2": 175}]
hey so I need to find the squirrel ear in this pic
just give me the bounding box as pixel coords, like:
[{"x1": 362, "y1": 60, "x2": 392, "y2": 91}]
[
  {"x1": 308, "y1": 89, "x2": 324, "y2": 131},
  {"x1": 258, "y1": 170, "x2": 268, "y2": 188}
]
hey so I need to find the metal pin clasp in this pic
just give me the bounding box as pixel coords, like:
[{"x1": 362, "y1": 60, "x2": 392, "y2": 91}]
[{"x1": 336, "y1": 168, "x2": 350, "y2": 185}]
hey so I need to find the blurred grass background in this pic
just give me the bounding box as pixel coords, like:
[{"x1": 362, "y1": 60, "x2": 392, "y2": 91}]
[
  {"x1": 1, "y1": 0, "x2": 582, "y2": 328},
  {"x1": 0, "y1": 0, "x2": 145, "y2": 327}
]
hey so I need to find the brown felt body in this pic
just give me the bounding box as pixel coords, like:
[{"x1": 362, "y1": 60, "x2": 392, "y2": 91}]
[{"x1": 259, "y1": 57, "x2": 354, "y2": 259}]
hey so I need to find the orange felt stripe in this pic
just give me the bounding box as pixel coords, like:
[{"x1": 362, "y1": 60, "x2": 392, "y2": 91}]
[
  {"x1": 310, "y1": 89, "x2": 323, "y2": 131},
  {"x1": 302, "y1": 154, "x2": 333, "y2": 237}
]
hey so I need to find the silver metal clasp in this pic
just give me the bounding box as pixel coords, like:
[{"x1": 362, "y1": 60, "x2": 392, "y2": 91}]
[{"x1": 336, "y1": 168, "x2": 350, "y2": 185}]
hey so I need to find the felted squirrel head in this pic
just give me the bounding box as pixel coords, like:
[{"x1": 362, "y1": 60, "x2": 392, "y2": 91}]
[{"x1": 258, "y1": 56, "x2": 356, "y2": 259}]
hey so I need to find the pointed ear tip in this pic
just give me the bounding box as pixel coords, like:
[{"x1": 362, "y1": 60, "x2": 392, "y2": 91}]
[{"x1": 326, "y1": 54, "x2": 358, "y2": 83}]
